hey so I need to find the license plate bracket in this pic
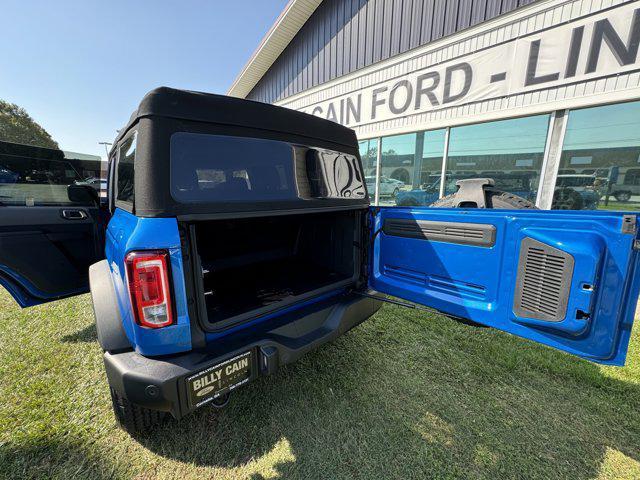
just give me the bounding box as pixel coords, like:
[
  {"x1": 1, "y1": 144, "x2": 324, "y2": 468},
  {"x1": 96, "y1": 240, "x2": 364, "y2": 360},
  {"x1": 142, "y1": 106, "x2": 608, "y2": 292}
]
[{"x1": 186, "y1": 350, "x2": 254, "y2": 408}]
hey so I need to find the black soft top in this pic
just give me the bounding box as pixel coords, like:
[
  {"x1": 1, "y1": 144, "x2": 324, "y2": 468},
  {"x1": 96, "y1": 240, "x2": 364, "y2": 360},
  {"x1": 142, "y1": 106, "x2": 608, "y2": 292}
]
[
  {"x1": 113, "y1": 87, "x2": 368, "y2": 218},
  {"x1": 115, "y1": 87, "x2": 357, "y2": 149}
]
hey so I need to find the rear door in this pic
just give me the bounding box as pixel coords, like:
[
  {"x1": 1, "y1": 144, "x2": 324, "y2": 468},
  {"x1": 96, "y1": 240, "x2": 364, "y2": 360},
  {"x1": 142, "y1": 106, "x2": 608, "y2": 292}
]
[
  {"x1": 369, "y1": 207, "x2": 640, "y2": 366},
  {"x1": 0, "y1": 142, "x2": 104, "y2": 307}
]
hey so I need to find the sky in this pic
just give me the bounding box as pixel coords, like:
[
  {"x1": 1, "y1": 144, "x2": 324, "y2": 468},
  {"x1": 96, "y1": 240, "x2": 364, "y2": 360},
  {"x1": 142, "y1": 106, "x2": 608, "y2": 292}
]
[{"x1": 0, "y1": 0, "x2": 288, "y2": 158}]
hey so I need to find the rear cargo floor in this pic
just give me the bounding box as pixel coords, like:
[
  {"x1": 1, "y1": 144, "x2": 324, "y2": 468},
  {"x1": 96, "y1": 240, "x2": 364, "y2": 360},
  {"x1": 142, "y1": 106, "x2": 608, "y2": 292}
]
[{"x1": 204, "y1": 258, "x2": 351, "y2": 323}]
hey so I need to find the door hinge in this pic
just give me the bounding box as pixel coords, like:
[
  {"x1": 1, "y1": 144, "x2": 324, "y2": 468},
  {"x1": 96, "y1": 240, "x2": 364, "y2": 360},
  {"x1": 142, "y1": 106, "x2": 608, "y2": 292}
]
[{"x1": 622, "y1": 215, "x2": 637, "y2": 234}]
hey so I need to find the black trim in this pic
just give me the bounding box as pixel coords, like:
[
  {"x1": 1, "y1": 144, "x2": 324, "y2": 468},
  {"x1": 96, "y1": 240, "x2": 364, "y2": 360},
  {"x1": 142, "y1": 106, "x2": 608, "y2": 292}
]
[
  {"x1": 114, "y1": 87, "x2": 358, "y2": 148},
  {"x1": 182, "y1": 223, "x2": 207, "y2": 347},
  {"x1": 176, "y1": 204, "x2": 366, "y2": 222},
  {"x1": 383, "y1": 218, "x2": 497, "y2": 247},
  {"x1": 108, "y1": 88, "x2": 368, "y2": 218},
  {"x1": 103, "y1": 292, "x2": 382, "y2": 419},
  {"x1": 90, "y1": 260, "x2": 131, "y2": 353}
]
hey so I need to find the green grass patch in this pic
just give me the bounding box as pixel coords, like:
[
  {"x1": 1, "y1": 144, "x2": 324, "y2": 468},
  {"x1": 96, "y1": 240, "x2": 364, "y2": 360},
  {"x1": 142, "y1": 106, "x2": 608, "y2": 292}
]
[{"x1": 1, "y1": 288, "x2": 639, "y2": 479}]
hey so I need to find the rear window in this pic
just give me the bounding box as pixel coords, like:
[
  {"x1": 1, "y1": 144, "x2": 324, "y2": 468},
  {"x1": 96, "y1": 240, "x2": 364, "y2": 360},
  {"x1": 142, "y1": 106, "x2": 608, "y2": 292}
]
[{"x1": 170, "y1": 133, "x2": 366, "y2": 203}]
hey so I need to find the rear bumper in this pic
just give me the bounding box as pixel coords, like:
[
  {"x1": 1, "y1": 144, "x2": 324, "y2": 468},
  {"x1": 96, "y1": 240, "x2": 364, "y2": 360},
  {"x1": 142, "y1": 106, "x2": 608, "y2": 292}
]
[{"x1": 103, "y1": 292, "x2": 382, "y2": 419}]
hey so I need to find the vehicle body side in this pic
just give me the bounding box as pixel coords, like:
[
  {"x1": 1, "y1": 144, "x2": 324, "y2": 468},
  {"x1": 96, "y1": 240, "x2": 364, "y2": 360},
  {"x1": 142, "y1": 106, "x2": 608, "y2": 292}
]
[{"x1": 104, "y1": 209, "x2": 191, "y2": 356}]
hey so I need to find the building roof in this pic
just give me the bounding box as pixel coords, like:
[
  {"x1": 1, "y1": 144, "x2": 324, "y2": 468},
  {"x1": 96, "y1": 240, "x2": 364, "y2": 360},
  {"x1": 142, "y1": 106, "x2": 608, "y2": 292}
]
[
  {"x1": 63, "y1": 150, "x2": 102, "y2": 161},
  {"x1": 226, "y1": 0, "x2": 321, "y2": 99}
]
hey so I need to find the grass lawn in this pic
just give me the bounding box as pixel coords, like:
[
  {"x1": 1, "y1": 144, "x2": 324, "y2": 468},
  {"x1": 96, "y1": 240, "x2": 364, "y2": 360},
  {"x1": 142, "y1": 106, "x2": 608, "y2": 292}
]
[
  {"x1": 1, "y1": 288, "x2": 639, "y2": 480},
  {"x1": 594, "y1": 202, "x2": 640, "y2": 212}
]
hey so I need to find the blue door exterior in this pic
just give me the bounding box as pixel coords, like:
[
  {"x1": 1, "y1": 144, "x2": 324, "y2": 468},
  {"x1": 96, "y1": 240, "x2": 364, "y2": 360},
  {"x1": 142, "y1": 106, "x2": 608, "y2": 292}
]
[{"x1": 369, "y1": 207, "x2": 640, "y2": 366}]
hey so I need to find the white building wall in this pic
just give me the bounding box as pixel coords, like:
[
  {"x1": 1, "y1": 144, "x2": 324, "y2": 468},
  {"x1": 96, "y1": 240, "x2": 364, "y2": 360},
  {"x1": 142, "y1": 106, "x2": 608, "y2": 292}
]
[{"x1": 276, "y1": 0, "x2": 640, "y2": 139}]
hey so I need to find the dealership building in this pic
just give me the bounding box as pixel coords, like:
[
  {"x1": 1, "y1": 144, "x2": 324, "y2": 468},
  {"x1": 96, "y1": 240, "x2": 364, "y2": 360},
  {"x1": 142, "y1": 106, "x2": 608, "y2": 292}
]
[{"x1": 229, "y1": 0, "x2": 640, "y2": 210}]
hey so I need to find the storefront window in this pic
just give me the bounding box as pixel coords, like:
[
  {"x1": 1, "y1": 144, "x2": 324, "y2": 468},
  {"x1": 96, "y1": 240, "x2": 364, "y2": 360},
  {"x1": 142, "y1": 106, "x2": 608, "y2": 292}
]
[
  {"x1": 379, "y1": 129, "x2": 447, "y2": 206},
  {"x1": 445, "y1": 115, "x2": 550, "y2": 204},
  {"x1": 379, "y1": 133, "x2": 415, "y2": 206},
  {"x1": 359, "y1": 139, "x2": 378, "y2": 201},
  {"x1": 553, "y1": 101, "x2": 640, "y2": 211}
]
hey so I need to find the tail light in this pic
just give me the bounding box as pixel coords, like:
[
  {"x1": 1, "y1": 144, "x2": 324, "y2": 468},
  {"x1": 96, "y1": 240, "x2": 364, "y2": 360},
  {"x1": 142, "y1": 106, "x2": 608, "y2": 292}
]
[{"x1": 125, "y1": 250, "x2": 174, "y2": 328}]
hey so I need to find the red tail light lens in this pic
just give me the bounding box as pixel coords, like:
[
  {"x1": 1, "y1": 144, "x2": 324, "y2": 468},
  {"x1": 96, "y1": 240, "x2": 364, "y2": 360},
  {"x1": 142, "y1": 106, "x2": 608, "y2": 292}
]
[{"x1": 125, "y1": 250, "x2": 174, "y2": 328}]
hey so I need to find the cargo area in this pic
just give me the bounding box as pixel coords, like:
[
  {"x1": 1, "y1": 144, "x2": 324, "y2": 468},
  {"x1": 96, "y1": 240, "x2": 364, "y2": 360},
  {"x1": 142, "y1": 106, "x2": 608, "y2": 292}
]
[{"x1": 192, "y1": 210, "x2": 363, "y2": 328}]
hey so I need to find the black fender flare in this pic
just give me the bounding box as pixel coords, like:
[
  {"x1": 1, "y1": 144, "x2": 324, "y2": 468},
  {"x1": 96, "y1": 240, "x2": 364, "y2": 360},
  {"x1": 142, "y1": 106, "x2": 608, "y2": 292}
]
[{"x1": 89, "y1": 260, "x2": 131, "y2": 353}]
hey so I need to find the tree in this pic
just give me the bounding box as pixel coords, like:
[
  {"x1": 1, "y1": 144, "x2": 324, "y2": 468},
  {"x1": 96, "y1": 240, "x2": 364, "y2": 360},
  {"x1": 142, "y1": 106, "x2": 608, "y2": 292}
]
[{"x1": 0, "y1": 99, "x2": 59, "y2": 149}]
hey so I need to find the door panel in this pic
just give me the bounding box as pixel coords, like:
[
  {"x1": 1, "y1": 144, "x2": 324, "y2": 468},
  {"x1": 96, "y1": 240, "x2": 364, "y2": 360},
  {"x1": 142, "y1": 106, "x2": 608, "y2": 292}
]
[
  {"x1": 0, "y1": 141, "x2": 106, "y2": 306},
  {"x1": 370, "y1": 207, "x2": 639, "y2": 366},
  {"x1": 0, "y1": 206, "x2": 102, "y2": 307}
]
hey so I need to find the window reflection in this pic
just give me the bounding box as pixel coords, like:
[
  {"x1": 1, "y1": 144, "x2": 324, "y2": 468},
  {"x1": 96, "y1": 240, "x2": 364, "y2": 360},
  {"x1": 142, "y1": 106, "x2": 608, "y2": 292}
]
[
  {"x1": 0, "y1": 140, "x2": 102, "y2": 206},
  {"x1": 444, "y1": 115, "x2": 550, "y2": 203},
  {"x1": 360, "y1": 101, "x2": 640, "y2": 211},
  {"x1": 554, "y1": 101, "x2": 640, "y2": 210},
  {"x1": 380, "y1": 129, "x2": 446, "y2": 206},
  {"x1": 359, "y1": 139, "x2": 378, "y2": 201}
]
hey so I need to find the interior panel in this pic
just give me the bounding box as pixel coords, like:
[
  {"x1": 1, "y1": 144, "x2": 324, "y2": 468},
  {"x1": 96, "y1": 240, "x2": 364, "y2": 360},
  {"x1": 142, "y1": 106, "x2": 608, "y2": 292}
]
[
  {"x1": 371, "y1": 207, "x2": 639, "y2": 365},
  {"x1": 192, "y1": 209, "x2": 362, "y2": 329}
]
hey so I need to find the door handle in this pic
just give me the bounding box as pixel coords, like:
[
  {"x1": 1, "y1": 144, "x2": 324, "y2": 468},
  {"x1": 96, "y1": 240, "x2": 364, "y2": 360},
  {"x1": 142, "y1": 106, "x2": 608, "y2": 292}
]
[{"x1": 61, "y1": 209, "x2": 88, "y2": 220}]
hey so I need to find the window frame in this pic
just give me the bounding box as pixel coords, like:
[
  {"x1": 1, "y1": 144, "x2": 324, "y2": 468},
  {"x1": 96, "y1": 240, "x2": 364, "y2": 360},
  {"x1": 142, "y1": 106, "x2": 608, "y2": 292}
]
[
  {"x1": 107, "y1": 149, "x2": 117, "y2": 213},
  {"x1": 114, "y1": 129, "x2": 137, "y2": 213}
]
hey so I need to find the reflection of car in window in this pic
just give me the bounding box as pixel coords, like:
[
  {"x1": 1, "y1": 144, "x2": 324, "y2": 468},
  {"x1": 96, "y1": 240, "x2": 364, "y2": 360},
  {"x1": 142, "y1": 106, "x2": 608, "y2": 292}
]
[
  {"x1": 395, "y1": 172, "x2": 536, "y2": 206},
  {"x1": 0, "y1": 165, "x2": 19, "y2": 184},
  {"x1": 552, "y1": 174, "x2": 602, "y2": 210},
  {"x1": 75, "y1": 177, "x2": 107, "y2": 191},
  {"x1": 365, "y1": 176, "x2": 403, "y2": 197},
  {"x1": 610, "y1": 168, "x2": 640, "y2": 202}
]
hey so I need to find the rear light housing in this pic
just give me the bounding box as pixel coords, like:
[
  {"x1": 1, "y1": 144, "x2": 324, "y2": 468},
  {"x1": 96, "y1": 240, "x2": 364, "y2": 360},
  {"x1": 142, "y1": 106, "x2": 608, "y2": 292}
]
[{"x1": 125, "y1": 250, "x2": 174, "y2": 328}]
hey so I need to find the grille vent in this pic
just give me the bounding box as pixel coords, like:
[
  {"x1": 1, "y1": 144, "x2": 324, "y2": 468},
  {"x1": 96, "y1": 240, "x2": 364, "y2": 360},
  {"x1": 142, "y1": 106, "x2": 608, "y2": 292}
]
[
  {"x1": 513, "y1": 238, "x2": 574, "y2": 322},
  {"x1": 383, "y1": 219, "x2": 496, "y2": 247}
]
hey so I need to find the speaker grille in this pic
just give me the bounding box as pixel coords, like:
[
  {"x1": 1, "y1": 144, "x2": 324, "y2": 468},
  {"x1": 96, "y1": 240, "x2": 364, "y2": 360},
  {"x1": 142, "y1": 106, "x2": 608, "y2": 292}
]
[{"x1": 513, "y1": 238, "x2": 574, "y2": 322}]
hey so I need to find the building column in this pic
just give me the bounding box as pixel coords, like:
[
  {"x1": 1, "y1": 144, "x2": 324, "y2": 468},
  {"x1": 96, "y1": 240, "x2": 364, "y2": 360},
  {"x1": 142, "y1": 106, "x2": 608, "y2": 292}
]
[
  {"x1": 536, "y1": 110, "x2": 568, "y2": 210},
  {"x1": 374, "y1": 137, "x2": 382, "y2": 206},
  {"x1": 439, "y1": 127, "x2": 451, "y2": 199},
  {"x1": 413, "y1": 131, "x2": 425, "y2": 188}
]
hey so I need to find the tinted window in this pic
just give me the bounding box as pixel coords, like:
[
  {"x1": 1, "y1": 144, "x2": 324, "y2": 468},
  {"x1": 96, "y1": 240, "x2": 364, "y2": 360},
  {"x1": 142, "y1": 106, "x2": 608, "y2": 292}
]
[
  {"x1": 554, "y1": 101, "x2": 640, "y2": 210},
  {"x1": 359, "y1": 139, "x2": 377, "y2": 199},
  {"x1": 170, "y1": 133, "x2": 365, "y2": 203},
  {"x1": 379, "y1": 129, "x2": 446, "y2": 206},
  {"x1": 624, "y1": 169, "x2": 640, "y2": 186},
  {"x1": 380, "y1": 133, "x2": 415, "y2": 206},
  {"x1": 445, "y1": 115, "x2": 550, "y2": 203},
  {"x1": 0, "y1": 141, "x2": 97, "y2": 206},
  {"x1": 117, "y1": 132, "x2": 136, "y2": 204}
]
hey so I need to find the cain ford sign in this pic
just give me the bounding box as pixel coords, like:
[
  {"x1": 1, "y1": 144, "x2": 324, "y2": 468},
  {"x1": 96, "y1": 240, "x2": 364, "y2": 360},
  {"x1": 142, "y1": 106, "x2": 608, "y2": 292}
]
[{"x1": 298, "y1": 3, "x2": 640, "y2": 127}]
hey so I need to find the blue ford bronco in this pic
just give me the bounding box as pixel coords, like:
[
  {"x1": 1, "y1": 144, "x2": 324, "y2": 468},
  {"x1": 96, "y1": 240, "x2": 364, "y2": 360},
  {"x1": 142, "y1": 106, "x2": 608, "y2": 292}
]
[{"x1": 1, "y1": 87, "x2": 639, "y2": 434}]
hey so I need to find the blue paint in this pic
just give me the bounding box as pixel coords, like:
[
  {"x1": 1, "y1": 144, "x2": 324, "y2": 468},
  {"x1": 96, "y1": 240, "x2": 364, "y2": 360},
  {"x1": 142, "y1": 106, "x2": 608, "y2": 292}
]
[
  {"x1": 105, "y1": 208, "x2": 191, "y2": 356},
  {"x1": 3, "y1": 196, "x2": 639, "y2": 366},
  {"x1": 370, "y1": 207, "x2": 639, "y2": 366}
]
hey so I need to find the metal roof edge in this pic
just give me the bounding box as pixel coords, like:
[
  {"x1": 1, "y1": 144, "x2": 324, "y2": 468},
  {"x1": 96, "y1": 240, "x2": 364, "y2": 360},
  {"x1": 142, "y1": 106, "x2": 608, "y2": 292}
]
[{"x1": 227, "y1": 0, "x2": 322, "y2": 99}]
